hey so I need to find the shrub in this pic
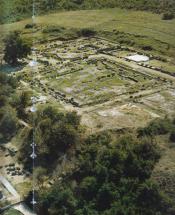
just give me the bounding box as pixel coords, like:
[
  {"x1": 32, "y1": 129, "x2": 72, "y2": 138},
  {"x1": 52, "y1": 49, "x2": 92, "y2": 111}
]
[
  {"x1": 25, "y1": 23, "x2": 36, "y2": 29},
  {"x1": 162, "y1": 13, "x2": 174, "y2": 20},
  {"x1": 138, "y1": 118, "x2": 172, "y2": 137},
  {"x1": 142, "y1": 45, "x2": 153, "y2": 51},
  {"x1": 169, "y1": 131, "x2": 175, "y2": 142},
  {"x1": 79, "y1": 28, "x2": 96, "y2": 37}
]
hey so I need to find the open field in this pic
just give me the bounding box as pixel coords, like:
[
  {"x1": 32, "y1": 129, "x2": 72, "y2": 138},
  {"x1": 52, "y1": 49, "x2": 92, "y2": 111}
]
[
  {"x1": 1, "y1": 8, "x2": 175, "y2": 58},
  {"x1": 1, "y1": 8, "x2": 175, "y2": 40}
]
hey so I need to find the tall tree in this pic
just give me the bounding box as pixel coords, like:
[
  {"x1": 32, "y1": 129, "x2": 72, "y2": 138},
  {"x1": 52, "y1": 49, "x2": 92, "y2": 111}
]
[{"x1": 3, "y1": 31, "x2": 31, "y2": 65}]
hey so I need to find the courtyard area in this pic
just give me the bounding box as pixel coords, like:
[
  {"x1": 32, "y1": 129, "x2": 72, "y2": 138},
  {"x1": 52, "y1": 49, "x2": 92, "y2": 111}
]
[{"x1": 17, "y1": 37, "x2": 175, "y2": 131}]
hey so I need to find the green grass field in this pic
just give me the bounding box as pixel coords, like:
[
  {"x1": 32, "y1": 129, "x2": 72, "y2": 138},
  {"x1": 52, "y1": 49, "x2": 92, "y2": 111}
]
[
  {"x1": 36, "y1": 8, "x2": 175, "y2": 45},
  {"x1": 2, "y1": 8, "x2": 175, "y2": 43},
  {"x1": 1, "y1": 8, "x2": 175, "y2": 58}
]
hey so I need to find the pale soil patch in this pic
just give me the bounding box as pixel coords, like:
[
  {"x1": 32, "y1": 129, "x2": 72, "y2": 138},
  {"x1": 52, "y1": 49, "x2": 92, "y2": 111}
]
[
  {"x1": 98, "y1": 108, "x2": 123, "y2": 117},
  {"x1": 142, "y1": 91, "x2": 175, "y2": 115},
  {"x1": 169, "y1": 89, "x2": 175, "y2": 97},
  {"x1": 83, "y1": 102, "x2": 160, "y2": 131},
  {"x1": 64, "y1": 87, "x2": 74, "y2": 93}
]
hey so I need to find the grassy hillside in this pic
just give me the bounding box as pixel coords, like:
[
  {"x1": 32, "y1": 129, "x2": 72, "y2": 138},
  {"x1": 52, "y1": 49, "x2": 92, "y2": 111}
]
[
  {"x1": 1, "y1": 8, "x2": 175, "y2": 58},
  {"x1": 0, "y1": 0, "x2": 175, "y2": 24}
]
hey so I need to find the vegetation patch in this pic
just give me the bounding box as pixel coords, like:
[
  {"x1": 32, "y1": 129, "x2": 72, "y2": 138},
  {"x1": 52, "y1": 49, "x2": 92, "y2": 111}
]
[
  {"x1": 3, "y1": 209, "x2": 23, "y2": 215},
  {"x1": 78, "y1": 28, "x2": 97, "y2": 37},
  {"x1": 0, "y1": 72, "x2": 18, "y2": 142},
  {"x1": 1, "y1": 0, "x2": 175, "y2": 24},
  {"x1": 31, "y1": 129, "x2": 174, "y2": 214}
]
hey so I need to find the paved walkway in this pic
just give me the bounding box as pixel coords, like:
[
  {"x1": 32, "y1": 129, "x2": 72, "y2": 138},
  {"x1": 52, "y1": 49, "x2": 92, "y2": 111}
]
[
  {"x1": 0, "y1": 175, "x2": 36, "y2": 215},
  {"x1": 13, "y1": 203, "x2": 36, "y2": 215},
  {"x1": 0, "y1": 175, "x2": 20, "y2": 199}
]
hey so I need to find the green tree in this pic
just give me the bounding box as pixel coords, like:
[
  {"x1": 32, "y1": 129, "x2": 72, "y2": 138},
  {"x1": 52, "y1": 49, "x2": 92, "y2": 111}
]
[
  {"x1": 0, "y1": 106, "x2": 18, "y2": 141},
  {"x1": 80, "y1": 176, "x2": 97, "y2": 200},
  {"x1": 19, "y1": 106, "x2": 81, "y2": 168},
  {"x1": 38, "y1": 131, "x2": 172, "y2": 214},
  {"x1": 137, "y1": 180, "x2": 171, "y2": 215},
  {"x1": 96, "y1": 183, "x2": 115, "y2": 211},
  {"x1": 3, "y1": 31, "x2": 31, "y2": 65},
  {"x1": 34, "y1": 167, "x2": 47, "y2": 189},
  {"x1": 40, "y1": 186, "x2": 77, "y2": 215},
  {"x1": 15, "y1": 90, "x2": 31, "y2": 119},
  {"x1": 169, "y1": 131, "x2": 175, "y2": 142},
  {"x1": 0, "y1": 95, "x2": 7, "y2": 107}
]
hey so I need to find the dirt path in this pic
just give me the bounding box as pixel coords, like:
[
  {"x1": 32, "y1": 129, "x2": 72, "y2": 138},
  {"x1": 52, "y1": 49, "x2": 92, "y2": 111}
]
[{"x1": 0, "y1": 175, "x2": 35, "y2": 215}]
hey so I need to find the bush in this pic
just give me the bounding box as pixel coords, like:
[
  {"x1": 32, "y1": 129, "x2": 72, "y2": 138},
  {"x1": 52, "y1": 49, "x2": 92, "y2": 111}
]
[
  {"x1": 25, "y1": 23, "x2": 36, "y2": 29},
  {"x1": 79, "y1": 28, "x2": 96, "y2": 37},
  {"x1": 169, "y1": 131, "x2": 175, "y2": 142},
  {"x1": 0, "y1": 72, "x2": 17, "y2": 89},
  {"x1": 142, "y1": 45, "x2": 153, "y2": 51},
  {"x1": 138, "y1": 118, "x2": 173, "y2": 137},
  {"x1": 162, "y1": 13, "x2": 174, "y2": 20}
]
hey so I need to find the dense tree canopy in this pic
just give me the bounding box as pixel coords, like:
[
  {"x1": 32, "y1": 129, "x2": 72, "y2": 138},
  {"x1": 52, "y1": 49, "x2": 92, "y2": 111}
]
[
  {"x1": 3, "y1": 31, "x2": 31, "y2": 65},
  {"x1": 19, "y1": 106, "x2": 82, "y2": 169},
  {"x1": 0, "y1": 106, "x2": 18, "y2": 142},
  {"x1": 0, "y1": 72, "x2": 18, "y2": 142},
  {"x1": 37, "y1": 132, "x2": 173, "y2": 215}
]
